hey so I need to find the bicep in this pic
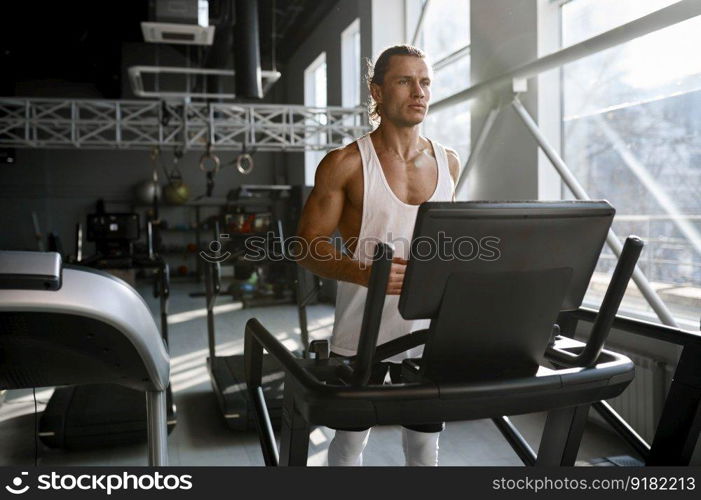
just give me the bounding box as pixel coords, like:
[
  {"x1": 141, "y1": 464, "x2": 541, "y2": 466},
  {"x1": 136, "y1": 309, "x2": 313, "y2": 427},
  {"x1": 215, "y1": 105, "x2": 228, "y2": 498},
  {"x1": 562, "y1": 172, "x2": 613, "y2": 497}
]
[{"x1": 297, "y1": 160, "x2": 345, "y2": 240}]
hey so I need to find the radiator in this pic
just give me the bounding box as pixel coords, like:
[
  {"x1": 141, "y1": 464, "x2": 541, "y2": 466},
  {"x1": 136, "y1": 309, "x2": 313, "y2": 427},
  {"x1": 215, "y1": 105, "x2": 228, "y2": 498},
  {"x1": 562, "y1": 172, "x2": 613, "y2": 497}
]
[{"x1": 595, "y1": 349, "x2": 672, "y2": 443}]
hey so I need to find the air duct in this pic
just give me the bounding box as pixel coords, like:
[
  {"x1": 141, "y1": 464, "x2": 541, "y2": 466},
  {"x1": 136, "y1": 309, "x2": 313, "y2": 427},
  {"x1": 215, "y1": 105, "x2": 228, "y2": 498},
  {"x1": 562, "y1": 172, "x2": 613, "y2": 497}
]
[
  {"x1": 234, "y1": 0, "x2": 263, "y2": 99},
  {"x1": 142, "y1": 0, "x2": 215, "y2": 45}
]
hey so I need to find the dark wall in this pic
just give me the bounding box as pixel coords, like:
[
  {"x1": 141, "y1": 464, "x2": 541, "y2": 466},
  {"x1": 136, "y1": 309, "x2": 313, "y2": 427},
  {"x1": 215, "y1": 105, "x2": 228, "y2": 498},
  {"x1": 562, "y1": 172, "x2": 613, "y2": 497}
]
[
  {"x1": 0, "y1": 148, "x2": 275, "y2": 252},
  {"x1": 280, "y1": 0, "x2": 372, "y2": 185},
  {"x1": 0, "y1": 0, "x2": 371, "y2": 253},
  {"x1": 1, "y1": 24, "x2": 279, "y2": 253}
]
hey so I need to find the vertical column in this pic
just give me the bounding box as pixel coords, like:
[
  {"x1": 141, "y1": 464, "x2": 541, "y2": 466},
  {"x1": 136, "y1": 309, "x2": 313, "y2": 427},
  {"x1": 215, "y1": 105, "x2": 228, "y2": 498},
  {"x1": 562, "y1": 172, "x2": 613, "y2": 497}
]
[
  {"x1": 469, "y1": 0, "x2": 539, "y2": 200},
  {"x1": 371, "y1": 0, "x2": 406, "y2": 58},
  {"x1": 536, "y1": 0, "x2": 563, "y2": 200}
]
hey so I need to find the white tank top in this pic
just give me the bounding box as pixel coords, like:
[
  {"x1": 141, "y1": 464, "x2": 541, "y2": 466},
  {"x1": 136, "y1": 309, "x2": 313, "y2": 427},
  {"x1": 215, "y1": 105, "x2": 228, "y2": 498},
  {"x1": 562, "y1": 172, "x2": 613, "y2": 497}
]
[{"x1": 330, "y1": 134, "x2": 455, "y2": 360}]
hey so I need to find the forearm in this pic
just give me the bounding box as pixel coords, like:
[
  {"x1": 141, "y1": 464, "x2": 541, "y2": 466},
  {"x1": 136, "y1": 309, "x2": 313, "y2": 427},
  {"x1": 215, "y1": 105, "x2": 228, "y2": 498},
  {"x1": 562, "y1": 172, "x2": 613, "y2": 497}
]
[{"x1": 297, "y1": 238, "x2": 369, "y2": 287}]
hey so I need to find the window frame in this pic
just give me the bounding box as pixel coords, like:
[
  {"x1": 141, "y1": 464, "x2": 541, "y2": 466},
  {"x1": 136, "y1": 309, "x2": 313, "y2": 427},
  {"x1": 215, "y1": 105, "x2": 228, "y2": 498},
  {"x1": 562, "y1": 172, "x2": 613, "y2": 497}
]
[
  {"x1": 304, "y1": 52, "x2": 328, "y2": 185},
  {"x1": 341, "y1": 18, "x2": 362, "y2": 108}
]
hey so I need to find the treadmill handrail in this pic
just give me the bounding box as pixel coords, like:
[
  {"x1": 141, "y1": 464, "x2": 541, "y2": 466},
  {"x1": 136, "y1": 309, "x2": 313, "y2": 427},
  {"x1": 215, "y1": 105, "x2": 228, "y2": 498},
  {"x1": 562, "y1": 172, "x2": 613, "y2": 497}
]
[
  {"x1": 243, "y1": 317, "x2": 633, "y2": 401},
  {"x1": 547, "y1": 236, "x2": 644, "y2": 367},
  {"x1": 372, "y1": 329, "x2": 429, "y2": 363},
  {"x1": 565, "y1": 308, "x2": 701, "y2": 347},
  {"x1": 352, "y1": 243, "x2": 393, "y2": 385}
]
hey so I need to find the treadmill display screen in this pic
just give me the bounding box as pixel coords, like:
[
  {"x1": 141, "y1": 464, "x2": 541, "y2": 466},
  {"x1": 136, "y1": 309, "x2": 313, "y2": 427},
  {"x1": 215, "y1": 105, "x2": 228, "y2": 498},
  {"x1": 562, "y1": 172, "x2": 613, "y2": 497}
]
[{"x1": 87, "y1": 214, "x2": 140, "y2": 242}]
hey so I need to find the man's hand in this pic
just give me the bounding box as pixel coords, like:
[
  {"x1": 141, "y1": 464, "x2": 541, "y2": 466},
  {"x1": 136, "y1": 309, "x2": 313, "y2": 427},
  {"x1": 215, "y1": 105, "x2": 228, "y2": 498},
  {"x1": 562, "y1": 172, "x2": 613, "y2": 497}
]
[{"x1": 386, "y1": 257, "x2": 407, "y2": 295}]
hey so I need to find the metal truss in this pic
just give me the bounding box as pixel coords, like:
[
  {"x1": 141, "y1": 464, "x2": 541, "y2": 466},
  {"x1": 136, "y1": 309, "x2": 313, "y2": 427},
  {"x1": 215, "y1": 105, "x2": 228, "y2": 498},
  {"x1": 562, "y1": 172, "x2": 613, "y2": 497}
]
[{"x1": 0, "y1": 98, "x2": 370, "y2": 152}]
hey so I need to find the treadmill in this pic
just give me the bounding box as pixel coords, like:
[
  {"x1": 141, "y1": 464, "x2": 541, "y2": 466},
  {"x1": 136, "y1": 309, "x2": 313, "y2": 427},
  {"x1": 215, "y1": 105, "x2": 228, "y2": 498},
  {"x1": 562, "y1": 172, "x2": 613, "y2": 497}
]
[
  {"x1": 204, "y1": 215, "x2": 320, "y2": 431},
  {"x1": 553, "y1": 308, "x2": 701, "y2": 466},
  {"x1": 205, "y1": 263, "x2": 321, "y2": 431},
  {"x1": 245, "y1": 201, "x2": 645, "y2": 466},
  {"x1": 0, "y1": 250, "x2": 171, "y2": 465},
  {"x1": 38, "y1": 208, "x2": 177, "y2": 449}
]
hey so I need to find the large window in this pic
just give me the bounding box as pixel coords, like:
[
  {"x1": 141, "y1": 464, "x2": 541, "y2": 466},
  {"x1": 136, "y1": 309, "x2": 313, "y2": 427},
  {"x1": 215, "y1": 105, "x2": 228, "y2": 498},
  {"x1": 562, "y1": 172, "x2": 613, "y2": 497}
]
[
  {"x1": 304, "y1": 52, "x2": 327, "y2": 185},
  {"x1": 415, "y1": 0, "x2": 471, "y2": 198},
  {"x1": 341, "y1": 18, "x2": 361, "y2": 108},
  {"x1": 561, "y1": 0, "x2": 701, "y2": 327}
]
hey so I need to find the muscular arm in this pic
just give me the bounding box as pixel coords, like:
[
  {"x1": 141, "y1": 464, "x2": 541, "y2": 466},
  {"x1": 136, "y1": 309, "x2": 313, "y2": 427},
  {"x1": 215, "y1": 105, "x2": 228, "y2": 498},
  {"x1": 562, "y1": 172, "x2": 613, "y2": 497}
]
[{"x1": 296, "y1": 149, "x2": 370, "y2": 287}]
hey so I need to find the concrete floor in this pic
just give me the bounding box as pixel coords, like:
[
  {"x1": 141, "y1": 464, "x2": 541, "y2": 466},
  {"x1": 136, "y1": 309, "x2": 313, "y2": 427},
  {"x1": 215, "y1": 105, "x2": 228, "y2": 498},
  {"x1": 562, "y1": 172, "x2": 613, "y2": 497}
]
[{"x1": 0, "y1": 281, "x2": 641, "y2": 467}]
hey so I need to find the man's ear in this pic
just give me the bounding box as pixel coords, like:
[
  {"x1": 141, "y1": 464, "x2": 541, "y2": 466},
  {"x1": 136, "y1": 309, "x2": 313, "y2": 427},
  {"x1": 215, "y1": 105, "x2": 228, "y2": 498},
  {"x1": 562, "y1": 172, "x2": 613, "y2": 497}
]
[{"x1": 370, "y1": 83, "x2": 382, "y2": 106}]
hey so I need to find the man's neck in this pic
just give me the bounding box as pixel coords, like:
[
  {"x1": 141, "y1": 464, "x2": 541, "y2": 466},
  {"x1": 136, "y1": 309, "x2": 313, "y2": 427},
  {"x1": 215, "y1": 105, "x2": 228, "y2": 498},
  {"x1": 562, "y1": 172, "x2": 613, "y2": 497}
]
[{"x1": 372, "y1": 121, "x2": 424, "y2": 160}]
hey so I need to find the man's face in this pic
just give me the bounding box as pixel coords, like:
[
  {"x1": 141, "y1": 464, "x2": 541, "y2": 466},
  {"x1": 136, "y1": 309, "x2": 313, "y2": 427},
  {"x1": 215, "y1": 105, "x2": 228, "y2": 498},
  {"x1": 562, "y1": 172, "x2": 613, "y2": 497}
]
[{"x1": 372, "y1": 55, "x2": 432, "y2": 127}]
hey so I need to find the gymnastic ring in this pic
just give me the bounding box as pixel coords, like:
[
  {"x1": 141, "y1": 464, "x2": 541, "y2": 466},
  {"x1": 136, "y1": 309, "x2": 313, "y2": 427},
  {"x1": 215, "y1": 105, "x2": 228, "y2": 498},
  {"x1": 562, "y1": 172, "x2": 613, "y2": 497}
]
[
  {"x1": 236, "y1": 153, "x2": 254, "y2": 175},
  {"x1": 199, "y1": 152, "x2": 221, "y2": 173}
]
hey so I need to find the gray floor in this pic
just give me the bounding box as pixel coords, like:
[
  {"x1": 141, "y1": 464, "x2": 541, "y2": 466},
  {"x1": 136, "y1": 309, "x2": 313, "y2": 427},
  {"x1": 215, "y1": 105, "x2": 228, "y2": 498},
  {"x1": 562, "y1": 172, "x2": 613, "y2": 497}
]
[{"x1": 0, "y1": 281, "x2": 639, "y2": 466}]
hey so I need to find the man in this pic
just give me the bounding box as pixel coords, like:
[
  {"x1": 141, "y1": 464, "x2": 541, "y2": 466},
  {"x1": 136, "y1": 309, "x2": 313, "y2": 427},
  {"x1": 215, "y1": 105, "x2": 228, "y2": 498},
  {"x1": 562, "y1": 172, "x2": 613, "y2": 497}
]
[{"x1": 297, "y1": 45, "x2": 460, "y2": 466}]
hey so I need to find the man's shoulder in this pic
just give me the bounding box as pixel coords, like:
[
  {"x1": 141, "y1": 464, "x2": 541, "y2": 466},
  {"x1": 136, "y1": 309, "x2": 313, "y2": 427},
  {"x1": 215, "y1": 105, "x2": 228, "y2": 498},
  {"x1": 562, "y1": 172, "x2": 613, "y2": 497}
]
[
  {"x1": 425, "y1": 136, "x2": 460, "y2": 182},
  {"x1": 318, "y1": 141, "x2": 362, "y2": 174},
  {"x1": 311, "y1": 141, "x2": 363, "y2": 190},
  {"x1": 444, "y1": 146, "x2": 460, "y2": 169},
  {"x1": 424, "y1": 136, "x2": 456, "y2": 156},
  {"x1": 326, "y1": 141, "x2": 362, "y2": 163}
]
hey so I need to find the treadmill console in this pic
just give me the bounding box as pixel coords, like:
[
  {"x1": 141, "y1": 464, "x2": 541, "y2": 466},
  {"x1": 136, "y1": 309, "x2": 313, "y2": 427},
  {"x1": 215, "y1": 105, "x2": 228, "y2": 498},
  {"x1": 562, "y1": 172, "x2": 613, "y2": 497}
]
[
  {"x1": 87, "y1": 213, "x2": 140, "y2": 258},
  {"x1": 0, "y1": 250, "x2": 62, "y2": 290}
]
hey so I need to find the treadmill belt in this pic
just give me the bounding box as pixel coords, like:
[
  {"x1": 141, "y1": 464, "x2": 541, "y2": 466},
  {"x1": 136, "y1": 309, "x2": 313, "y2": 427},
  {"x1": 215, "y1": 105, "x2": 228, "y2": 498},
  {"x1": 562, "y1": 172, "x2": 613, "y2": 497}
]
[
  {"x1": 209, "y1": 354, "x2": 288, "y2": 431},
  {"x1": 39, "y1": 384, "x2": 176, "y2": 449}
]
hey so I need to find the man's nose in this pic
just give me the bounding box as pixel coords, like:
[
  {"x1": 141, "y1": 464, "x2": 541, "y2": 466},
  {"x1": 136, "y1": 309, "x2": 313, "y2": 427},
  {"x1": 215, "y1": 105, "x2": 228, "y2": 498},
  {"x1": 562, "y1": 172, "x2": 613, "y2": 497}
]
[{"x1": 412, "y1": 81, "x2": 425, "y2": 98}]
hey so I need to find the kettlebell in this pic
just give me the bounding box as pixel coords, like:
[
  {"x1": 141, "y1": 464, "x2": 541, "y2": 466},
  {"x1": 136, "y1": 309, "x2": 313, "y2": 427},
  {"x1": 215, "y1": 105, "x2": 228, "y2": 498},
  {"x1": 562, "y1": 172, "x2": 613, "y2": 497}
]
[{"x1": 164, "y1": 168, "x2": 190, "y2": 205}]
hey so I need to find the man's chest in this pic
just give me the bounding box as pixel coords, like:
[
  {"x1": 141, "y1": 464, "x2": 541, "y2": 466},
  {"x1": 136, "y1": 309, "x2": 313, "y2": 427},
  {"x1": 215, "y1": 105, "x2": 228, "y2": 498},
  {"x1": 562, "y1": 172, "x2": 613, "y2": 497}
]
[{"x1": 344, "y1": 152, "x2": 440, "y2": 210}]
